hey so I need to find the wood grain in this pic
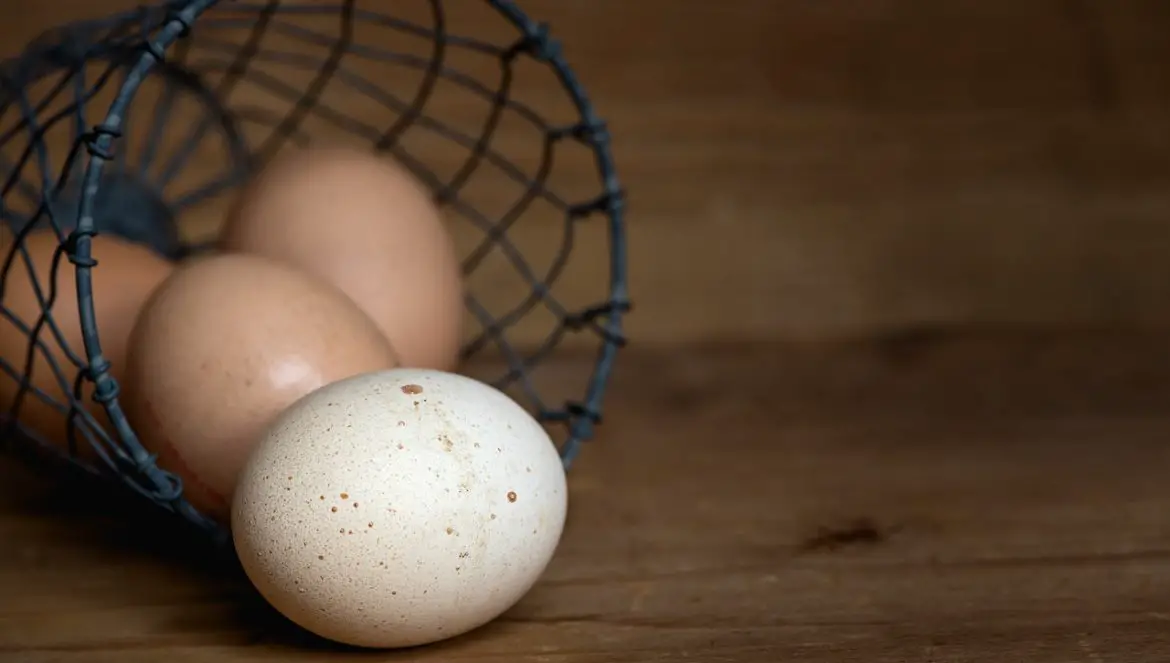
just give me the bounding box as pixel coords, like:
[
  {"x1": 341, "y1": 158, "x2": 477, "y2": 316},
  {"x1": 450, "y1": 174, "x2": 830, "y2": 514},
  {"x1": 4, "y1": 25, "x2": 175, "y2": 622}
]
[
  {"x1": 4, "y1": 1, "x2": 1170, "y2": 347},
  {"x1": 4, "y1": 334, "x2": 1170, "y2": 660}
]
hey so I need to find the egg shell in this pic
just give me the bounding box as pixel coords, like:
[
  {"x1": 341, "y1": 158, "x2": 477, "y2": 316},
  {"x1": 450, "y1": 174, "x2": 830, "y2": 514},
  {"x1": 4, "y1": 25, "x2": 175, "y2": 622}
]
[
  {"x1": 232, "y1": 368, "x2": 568, "y2": 649},
  {"x1": 220, "y1": 146, "x2": 464, "y2": 371},
  {"x1": 0, "y1": 229, "x2": 173, "y2": 456},
  {"x1": 121, "y1": 253, "x2": 399, "y2": 523}
]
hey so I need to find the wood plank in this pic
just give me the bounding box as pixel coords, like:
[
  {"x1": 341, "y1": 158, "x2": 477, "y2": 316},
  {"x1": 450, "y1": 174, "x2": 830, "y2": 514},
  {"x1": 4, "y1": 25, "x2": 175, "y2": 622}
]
[{"x1": 4, "y1": 333, "x2": 1170, "y2": 660}]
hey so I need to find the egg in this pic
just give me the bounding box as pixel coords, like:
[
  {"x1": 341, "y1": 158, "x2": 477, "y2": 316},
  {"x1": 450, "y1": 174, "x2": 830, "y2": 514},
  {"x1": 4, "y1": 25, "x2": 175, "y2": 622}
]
[
  {"x1": 220, "y1": 146, "x2": 464, "y2": 371},
  {"x1": 120, "y1": 253, "x2": 399, "y2": 523},
  {"x1": 0, "y1": 228, "x2": 173, "y2": 457},
  {"x1": 232, "y1": 368, "x2": 567, "y2": 649}
]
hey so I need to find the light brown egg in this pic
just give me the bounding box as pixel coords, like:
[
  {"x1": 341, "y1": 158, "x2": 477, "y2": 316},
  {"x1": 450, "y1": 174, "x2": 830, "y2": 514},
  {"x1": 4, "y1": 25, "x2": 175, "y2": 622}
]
[
  {"x1": 0, "y1": 229, "x2": 173, "y2": 458},
  {"x1": 221, "y1": 146, "x2": 464, "y2": 371},
  {"x1": 120, "y1": 253, "x2": 399, "y2": 523}
]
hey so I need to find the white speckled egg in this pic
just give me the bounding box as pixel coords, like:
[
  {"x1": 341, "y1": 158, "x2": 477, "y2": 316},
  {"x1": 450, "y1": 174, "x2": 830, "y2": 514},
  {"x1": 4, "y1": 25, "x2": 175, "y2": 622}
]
[{"x1": 230, "y1": 368, "x2": 568, "y2": 649}]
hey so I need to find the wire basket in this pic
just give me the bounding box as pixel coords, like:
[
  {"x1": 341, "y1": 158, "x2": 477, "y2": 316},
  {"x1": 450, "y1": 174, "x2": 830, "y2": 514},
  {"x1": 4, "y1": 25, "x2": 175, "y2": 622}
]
[{"x1": 0, "y1": 0, "x2": 628, "y2": 545}]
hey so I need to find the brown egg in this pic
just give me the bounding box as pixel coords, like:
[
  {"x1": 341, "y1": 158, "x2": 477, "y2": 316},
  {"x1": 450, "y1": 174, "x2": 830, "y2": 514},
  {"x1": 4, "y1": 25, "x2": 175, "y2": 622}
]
[
  {"x1": 0, "y1": 229, "x2": 173, "y2": 458},
  {"x1": 221, "y1": 146, "x2": 464, "y2": 371},
  {"x1": 120, "y1": 253, "x2": 399, "y2": 523}
]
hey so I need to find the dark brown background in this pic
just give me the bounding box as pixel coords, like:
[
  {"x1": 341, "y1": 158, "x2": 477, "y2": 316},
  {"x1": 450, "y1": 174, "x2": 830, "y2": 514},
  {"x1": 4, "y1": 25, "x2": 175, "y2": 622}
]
[
  {"x1": 9, "y1": 0, "x2": 1170, "y2": 346},
  {"x1": 3, "y1": 2, "x2": 1170, "y2": 661}
]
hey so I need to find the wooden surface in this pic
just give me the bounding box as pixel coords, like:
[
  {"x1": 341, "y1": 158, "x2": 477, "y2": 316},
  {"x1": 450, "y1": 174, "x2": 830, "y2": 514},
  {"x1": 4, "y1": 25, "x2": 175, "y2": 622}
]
[
  {"x1": 4, "y1": 335, "x2": 1170, "y2": 661},
  {"x1": 4, "y1": 1, "x2": 1170, "y2": 346}
]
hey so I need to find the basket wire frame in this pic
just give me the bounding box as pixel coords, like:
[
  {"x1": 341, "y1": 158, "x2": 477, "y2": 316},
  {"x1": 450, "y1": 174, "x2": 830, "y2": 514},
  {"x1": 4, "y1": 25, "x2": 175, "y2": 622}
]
[{"x1": 0, "y1": 0, "x2": 629, "y2": 543}]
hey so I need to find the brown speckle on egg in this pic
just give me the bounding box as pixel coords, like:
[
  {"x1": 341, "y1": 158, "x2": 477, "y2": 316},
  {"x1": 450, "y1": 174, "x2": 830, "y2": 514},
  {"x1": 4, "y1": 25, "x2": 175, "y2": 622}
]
[
  {"x1": 340, "y1": 492, "x2": 349, "y2": 499},
  {"x1": 401, "y1": 384, "x2": 423, "y2": 395},
  {"x1": 507, "y1": 491, "x2": 518, "y2": 503},
  {"x1": 445, "y1": 526, "x2": 454, "y2": 535},
  {"x1": 318, "y1": 555, "x2": 325, "y2": 560},
  {"x1": 331, "y1": 506, "x2": 338, "y2": 513}
]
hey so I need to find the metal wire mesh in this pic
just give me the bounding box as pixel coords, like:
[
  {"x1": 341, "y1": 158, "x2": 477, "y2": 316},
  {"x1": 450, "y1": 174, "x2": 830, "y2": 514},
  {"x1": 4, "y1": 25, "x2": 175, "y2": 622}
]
[{"x1": 0, "y1": 0, "x2": 628, "y2": 543}]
